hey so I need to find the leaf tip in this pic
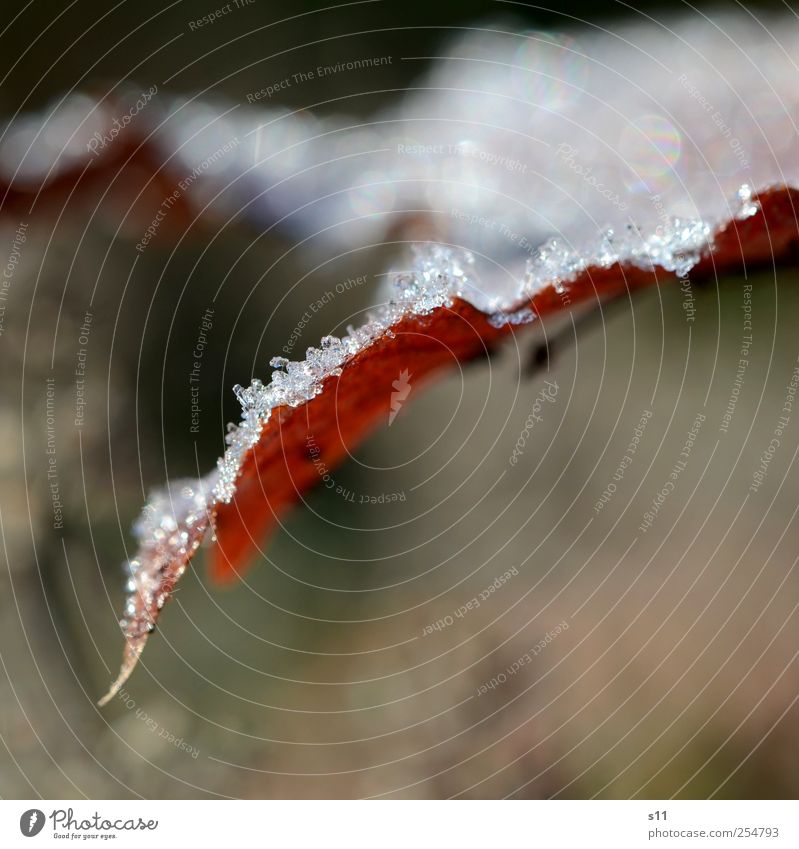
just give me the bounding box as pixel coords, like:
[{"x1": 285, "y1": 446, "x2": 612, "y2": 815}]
[{"x1": 97, "y1": 639, "x2": 145, "y2": 707}]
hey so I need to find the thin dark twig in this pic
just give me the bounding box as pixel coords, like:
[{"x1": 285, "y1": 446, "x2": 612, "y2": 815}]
[{"x1": 524, "y1": 291, "x2": 633, "y2": 378}]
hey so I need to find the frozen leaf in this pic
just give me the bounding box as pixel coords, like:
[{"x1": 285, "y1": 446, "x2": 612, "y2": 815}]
[
  {"x1": 16, "y1": 8, "x2": 793, "y2": 703},
  {"x1": 97, "y1": 478, "x2": 215, "y2": 706},
  {"x1": 99, "y1": 185, "x2": 799, "y2": 702}
]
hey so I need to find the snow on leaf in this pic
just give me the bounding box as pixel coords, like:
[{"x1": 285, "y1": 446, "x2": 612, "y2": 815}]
[
  {"x1": 97, "y1": 478, "x2": 216, "y2": 706},
  {"x1": 99, "y1": 185, "x2": 799, "y2": 703},
  {"x1": 67, "y1": 7, "x2": 799, "y2": 701}
]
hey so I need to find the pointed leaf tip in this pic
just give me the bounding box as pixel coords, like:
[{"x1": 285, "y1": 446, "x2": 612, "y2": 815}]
[{"x1": 98, "y1": 478, "x2": 216, "y2": 707}]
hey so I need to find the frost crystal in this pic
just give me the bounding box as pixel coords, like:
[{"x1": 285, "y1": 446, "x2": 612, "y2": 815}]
[
  {"x1": 211, "y1": 244, "x2": 477, "y2": 506},
  {"x1": 97, "y1": 8, "x2": 799, "y2": 700},
  {"x1": 735, "y1": 184, "x2": 760, "y2": 220},
  {"x1": 488, "y1": 306, "x2": 537, "y2": 329},
  {"x1": 96, "y1": 10, "x2": 798, "y2": 314},
  {"x1": 103, "y1": 175, "x2": 761, "y2": 705},
  {"x1": 98, "y1": 476, "x2": 215, "y2": 705}
]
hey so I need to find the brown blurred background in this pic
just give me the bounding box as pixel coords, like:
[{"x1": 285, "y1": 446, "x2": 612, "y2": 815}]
[{"x1": 0, "y1": 0, "x2": 798, "y2": 799}]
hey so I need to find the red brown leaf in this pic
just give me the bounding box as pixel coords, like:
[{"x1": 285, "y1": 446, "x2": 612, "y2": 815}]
[{"x1": 97, "y1": 185, "x2": 799, "y2": 704}]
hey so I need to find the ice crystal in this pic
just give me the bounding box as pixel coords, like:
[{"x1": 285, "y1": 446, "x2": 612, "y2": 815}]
[
  {"x1": 98, "y1": 476, "x2": 215, "y2": 705},
  {"x1": 735, "y1": 184, "x2": 760, "y2": 220},
  {"x1": 488, "y1": 306, "x2": 537, "y2": 329},
  {"x1": 211, "y1": 244, "x2": 477, "y2": 506},
  {"x1": 83, "y1": 10, "x2": 794, "y2": 315},
  {"x1": 96, "y1": 7, "x2": 799, "y2": 699},
  {"x1": 102, "y1": 173, "x2": 761, "y2": 703}
]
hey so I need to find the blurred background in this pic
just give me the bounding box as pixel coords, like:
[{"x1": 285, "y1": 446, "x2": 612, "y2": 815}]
[{"x1": 1, "y1": 0, "x2": 798, "y2": 799}]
